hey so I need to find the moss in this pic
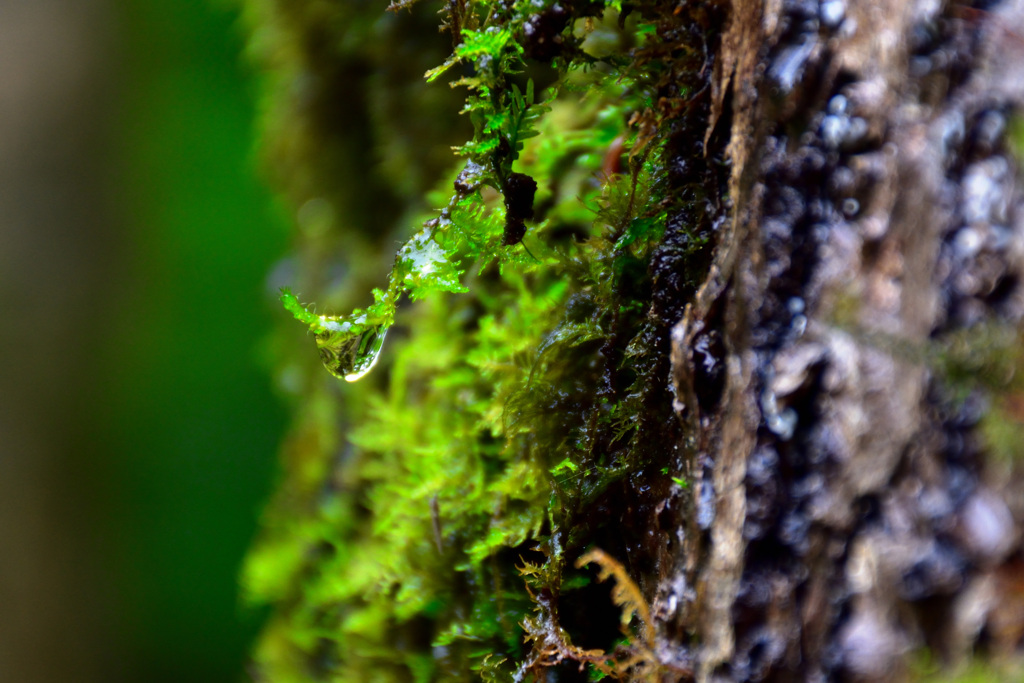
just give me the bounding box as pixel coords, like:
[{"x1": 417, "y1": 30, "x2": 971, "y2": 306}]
[
  {"x1": 243, "y1": 1, "x2": 717, "y2": 680},
  {"x1": 934, "y1": 323, "x2": 1024, "y2": 464},
  {"x1": 912, "y1": 651, "x2": 1024, "y2": 682}
]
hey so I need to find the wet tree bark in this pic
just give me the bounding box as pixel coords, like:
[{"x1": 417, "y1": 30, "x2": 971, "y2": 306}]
[{"x1": 663, "y1": 0, "x2": 1024, "y2": 680}]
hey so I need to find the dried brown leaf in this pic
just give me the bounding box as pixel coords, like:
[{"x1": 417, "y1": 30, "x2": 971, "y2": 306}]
[{"x1": 575, "y1": 548, "x2": 655, "y2": 646}]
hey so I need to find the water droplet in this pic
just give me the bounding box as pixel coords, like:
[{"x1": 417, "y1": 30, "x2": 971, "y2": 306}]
[
  {"x1": 314, "y1": 316, "x2": 389, "y2": 382},
  {"x1": 820, "y1": 0, "x2": 845, "y2": 29},
  {"x1": 399, "y1": 228, "x2": 447, "y2": 281}
]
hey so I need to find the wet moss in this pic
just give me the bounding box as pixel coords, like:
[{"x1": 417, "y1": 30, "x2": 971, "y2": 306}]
[{"x1": 242, "y1": 1, "x2": 720, "y2": 680}]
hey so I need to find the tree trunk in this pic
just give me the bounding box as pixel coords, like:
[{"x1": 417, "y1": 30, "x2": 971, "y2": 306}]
[
  {"x1": 670, "y1": 1, "x2": 1024, "y2": 680},
  {"x1": 244, "y1": 0, "x2": 1024, "y2": 680}
]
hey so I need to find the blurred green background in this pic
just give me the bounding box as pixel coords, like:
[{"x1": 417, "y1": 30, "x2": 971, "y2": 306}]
[{"x1": 0, "y1": 0, "x2": 287, "y2": 680}]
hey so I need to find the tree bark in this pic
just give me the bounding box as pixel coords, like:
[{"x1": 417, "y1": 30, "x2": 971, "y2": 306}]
[{"x1": 669, "y1": 0, "x2": 1024, "y2": 679}]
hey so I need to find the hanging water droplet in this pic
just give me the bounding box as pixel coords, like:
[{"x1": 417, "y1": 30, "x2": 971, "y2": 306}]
[
  {"x1": 313, "y1": 316, "x2": 389, "y2": 382},
  {"x1": 280, "y1": 290, "x2": 390, "y2": 382}
]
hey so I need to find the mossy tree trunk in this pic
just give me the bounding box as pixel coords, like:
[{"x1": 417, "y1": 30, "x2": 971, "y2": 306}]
[{"x1": 243, "y1": 0, "x2": 1024, "y2": 680}]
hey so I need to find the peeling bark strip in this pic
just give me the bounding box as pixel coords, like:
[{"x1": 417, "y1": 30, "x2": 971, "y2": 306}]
[{"x1": 670, "y1": 0, "x2": 1024, "y2": 680}]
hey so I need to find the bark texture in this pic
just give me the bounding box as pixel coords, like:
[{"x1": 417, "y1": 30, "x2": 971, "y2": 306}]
[{"x1": 667, "y1": 0, "x2": 1024, "y2": 680}]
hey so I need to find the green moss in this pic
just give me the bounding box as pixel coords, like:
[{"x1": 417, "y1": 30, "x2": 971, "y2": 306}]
[
  {"x1": 929, "y1": 323, "x2": 1024, "y2": 463},
  {"x1": 912, "y1": 651, "x2": 1024, "y2": 682},
  {"x1": 243, "y1": 1, "x2": 711, "y2": 680}
]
